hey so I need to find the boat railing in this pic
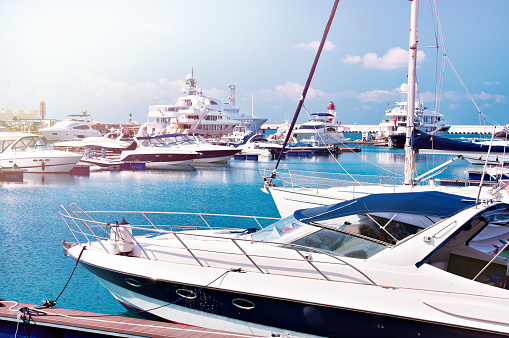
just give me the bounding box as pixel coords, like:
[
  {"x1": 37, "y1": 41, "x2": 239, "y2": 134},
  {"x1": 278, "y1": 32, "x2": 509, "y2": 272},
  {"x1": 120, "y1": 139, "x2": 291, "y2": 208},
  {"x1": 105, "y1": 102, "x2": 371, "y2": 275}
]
[
  {"x1": 59, "y1": 204, "x2": 379, "y2": 287},
  {"x1": 259, "y1": 168, "x2": 404, "y2": 189}
]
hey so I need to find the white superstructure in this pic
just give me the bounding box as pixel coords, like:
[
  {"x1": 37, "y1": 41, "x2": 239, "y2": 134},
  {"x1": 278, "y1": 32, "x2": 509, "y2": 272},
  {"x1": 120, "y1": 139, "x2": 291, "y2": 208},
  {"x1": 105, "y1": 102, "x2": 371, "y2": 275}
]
[{"x1": 39, "y1": 112, "x2": 101, "y2": 141}]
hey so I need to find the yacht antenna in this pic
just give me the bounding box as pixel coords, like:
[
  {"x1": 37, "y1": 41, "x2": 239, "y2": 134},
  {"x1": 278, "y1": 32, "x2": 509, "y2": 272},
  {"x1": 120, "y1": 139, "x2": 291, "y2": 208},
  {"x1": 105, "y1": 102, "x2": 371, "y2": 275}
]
[
  {"x1": 269, "y1": 0, "x2": 340, "y2": 180},
  {"x1": 228, "y1": 84, "x2": 236, "y2": 107},
  {"x1": 404, "y1": 0, "x2": 419, "y2": 186}
]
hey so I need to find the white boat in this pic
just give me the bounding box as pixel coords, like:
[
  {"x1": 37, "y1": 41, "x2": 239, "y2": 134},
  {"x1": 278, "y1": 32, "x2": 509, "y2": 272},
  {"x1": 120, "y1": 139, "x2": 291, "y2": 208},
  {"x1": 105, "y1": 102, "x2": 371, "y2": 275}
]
[
  {"x1": 377, "y1": 88, "x2": 451, "y2": 147},
  {"x1": 154, "y1": 134, "x2": 241, "y2": 163},
  {"x1": 39, "y1": 112, "x2": 101, "y2": 141},
  {"x1": 291, "y1": 102, "x2": 346, "y2": 146},
  {"x1": 137, "y1": 74, "x2": 266, "y2": 138},
  {"x1": 0, "y1": 133, "x2": 82, "y2": 173},
  {"x1": 235, "y1": 134, "x2": 283, "y2": 157},
  {"x1": 61, "y1": 191, "x2": 509, "y2": 337},
  {"x1": 119, "y1": 136, "x2": 197, "y2": 166},
  {"x1": 53, "y1": 131, "x2": 131, "y2": 155}
]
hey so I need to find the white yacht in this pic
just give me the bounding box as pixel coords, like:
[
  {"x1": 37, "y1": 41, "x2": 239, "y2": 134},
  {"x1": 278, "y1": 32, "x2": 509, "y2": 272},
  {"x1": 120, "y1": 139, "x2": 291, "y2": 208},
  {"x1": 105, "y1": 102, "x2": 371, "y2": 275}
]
[
  {"x1": 39, "y1": 112, "x2": 101, "y2": 141},
  {"x1": 291, "y1": 102, "x2": 345, "y2": 146},
  {"x1": 120, "y1": 136, "x2": 198, "y2": 166},
  {"x1": 377, "y1": 86, "x2": 450, "y2": 147},
  {"x1": 154, "y1": 134, "x2": 241, "y2": 163},
  {"x1": 0, "y1": 133, "x2": 82, "y2": 173},
  {"x1": 61, "y1": 191, "x2": 509, "y2": 337},
  {"x1": 137, "y1": 74, "x2": 266, "y2": 138}
]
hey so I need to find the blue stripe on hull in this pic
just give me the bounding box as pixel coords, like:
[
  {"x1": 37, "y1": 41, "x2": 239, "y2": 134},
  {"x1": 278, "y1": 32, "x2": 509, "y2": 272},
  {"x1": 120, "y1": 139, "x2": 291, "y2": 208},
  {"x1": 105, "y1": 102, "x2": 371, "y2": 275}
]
[{"x1": 82, "y1": 263, "x2": 505, "y2": 337}]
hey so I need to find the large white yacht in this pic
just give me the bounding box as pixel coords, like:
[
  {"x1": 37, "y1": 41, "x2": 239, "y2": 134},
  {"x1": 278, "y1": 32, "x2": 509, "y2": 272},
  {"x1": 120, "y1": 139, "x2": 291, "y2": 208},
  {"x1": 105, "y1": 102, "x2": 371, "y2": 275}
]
[
  {"x1": 291, "y1": 101, "x2": 345, "y2": 146},
  {"x1": 377, "y1": 85, "x2": 450, "y2": 147},
  {"x1": 137, "y1": 74, "x2": 266, "y2": 138},
  {"x1": 39, "y1": 112, "x2": 101, "y2": 141}
]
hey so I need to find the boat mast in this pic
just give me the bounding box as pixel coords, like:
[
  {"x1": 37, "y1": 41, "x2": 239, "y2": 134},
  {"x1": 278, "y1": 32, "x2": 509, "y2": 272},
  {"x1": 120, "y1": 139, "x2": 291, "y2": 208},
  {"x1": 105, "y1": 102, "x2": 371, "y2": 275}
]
[{"x1": 404, "y1": 0, "x2": 419, "y2": 185}]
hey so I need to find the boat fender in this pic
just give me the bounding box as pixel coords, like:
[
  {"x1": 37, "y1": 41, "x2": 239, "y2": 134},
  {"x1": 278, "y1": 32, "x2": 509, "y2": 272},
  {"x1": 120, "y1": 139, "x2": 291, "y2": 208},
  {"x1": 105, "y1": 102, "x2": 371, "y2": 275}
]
[
  {"x1": 108, "y1": 221, "x2": 121, "y2": 255},
  {"x1": 118, "y1": 217, "x2": 133, "y2": 254}
]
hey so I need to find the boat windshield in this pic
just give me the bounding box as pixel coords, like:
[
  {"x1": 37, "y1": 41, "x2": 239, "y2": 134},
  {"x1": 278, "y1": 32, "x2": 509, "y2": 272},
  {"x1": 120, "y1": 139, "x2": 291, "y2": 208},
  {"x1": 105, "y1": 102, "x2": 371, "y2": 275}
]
[
  {"x1": 11, "y1": 136, "x2": 48, "y2": 152},
  {"x1": 251, "y1": 213, "x2": 396, "y2": 259}
]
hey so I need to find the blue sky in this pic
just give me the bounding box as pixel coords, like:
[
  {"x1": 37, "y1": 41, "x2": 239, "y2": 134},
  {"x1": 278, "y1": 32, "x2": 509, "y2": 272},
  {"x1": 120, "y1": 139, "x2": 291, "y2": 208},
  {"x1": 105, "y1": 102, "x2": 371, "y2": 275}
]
[{"x1": 0, "y1": 0, "x2": 507, "y2": 126}]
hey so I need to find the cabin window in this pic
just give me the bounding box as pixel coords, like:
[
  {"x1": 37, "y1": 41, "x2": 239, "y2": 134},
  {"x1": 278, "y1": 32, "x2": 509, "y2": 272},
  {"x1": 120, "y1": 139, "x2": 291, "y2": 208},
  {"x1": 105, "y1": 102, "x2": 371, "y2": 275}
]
[{"x1": 291, "y1": 228, "x2": 386, "y2": 259}]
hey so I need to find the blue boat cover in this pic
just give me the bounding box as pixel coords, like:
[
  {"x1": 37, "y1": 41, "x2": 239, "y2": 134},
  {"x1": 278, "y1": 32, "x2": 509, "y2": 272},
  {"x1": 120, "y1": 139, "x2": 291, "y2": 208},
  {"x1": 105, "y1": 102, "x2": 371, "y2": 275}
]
[
  {"x1": 412, "y1": 130, "x2": 508, "y2": 153},
  {"x1": 294, "y1": 191, "x2": 475, "y2": 222}
]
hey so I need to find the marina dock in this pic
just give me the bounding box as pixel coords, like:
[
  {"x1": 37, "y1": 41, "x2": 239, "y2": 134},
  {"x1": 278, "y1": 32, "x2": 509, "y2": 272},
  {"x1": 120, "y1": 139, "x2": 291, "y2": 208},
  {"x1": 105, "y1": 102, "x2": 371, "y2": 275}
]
[{"x1": 0, "y1": 300, "x2": 260, "y2": 338}]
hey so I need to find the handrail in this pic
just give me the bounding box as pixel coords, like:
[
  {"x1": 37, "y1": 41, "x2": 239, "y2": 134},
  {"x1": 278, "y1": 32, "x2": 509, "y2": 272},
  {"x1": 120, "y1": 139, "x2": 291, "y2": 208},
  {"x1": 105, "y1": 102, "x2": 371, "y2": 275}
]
[{"x1": 60, "y1": 205, "x2": 379, "y2": 287}]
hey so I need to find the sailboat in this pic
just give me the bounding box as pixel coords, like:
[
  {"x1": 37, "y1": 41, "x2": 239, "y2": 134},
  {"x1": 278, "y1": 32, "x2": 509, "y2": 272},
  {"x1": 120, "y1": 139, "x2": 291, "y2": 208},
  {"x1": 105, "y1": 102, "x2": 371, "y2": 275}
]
[{"x1": 262, "y1": 0, "x2": 508, "y2": 218}]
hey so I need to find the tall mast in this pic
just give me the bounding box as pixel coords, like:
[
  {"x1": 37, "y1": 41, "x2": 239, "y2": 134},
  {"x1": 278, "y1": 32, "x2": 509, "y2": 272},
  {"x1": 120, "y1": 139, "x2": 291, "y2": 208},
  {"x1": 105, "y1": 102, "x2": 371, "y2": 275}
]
[{"x1": 404, "y1": 0, "x2": 419, "y2": 185}]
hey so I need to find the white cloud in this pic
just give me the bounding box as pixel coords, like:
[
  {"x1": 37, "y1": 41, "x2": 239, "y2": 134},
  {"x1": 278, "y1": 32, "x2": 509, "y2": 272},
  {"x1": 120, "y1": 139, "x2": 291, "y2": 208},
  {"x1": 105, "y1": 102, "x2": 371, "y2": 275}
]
[
  {"x1": 473, "y1": 91, "x2": 505, "y2": 103},
  {"x1": 294, "y1": 41, "x2": 335, "y2": 51},
  {"x1": 262, "y1": 81, "x2": 326, "y2": 101},
  {"x1": 343, "y1": 47, "x2": 425, "y2": 70},
  {"x1": 483, "y1": 81, "x2": 499, "y2": 86},
  {"x1": 142, "y1": 22, "x2": 171, "y2": 33},
  {"x1": 357, "y1": 88, "x2": 401, "y2": 102}
]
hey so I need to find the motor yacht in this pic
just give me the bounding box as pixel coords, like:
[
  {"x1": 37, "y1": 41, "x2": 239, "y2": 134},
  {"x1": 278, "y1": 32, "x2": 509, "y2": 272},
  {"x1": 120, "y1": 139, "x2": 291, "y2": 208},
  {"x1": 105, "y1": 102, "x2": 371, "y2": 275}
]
[
  {"x1": 291, "y1": 102, "x2": 345, "y2": 146},
  {"x1": 61, "y1": 191, "x2": 509, "y2": 337},
  {"x1": 137, "y1": 74, "x2": 266, "y2": 138},
  {"x1": 53, "y1": 131, "x2": 131, "y2": 155},
  {"x1": 235, "y1": 134, "x2": 284, "y2": 157},
  {"x1": 119, "y1": 136, "x2": 197, "y2": 166},
  {"x1": 377, "y1": 86, "x2": 450, "y2": 147},
  {"x1": 0, "y1": 133, "x2": 82, "y2": 173},
  {"x1": 154, "y1": 134, "x2": 241, "y2": 163},
  {"x1": 39, "y1": 112, "x2": 101, "y2": 141}
]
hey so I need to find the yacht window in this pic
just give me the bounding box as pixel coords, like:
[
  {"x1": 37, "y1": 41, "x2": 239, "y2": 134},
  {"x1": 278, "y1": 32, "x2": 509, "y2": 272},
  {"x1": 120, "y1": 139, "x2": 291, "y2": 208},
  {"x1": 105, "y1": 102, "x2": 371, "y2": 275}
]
[
  {"x1": 0, "y1": 140, "x2": 14, "y2": 153},
  {"x1": 300, "y1": 125, "x2": 324, "y2": 130},
  {"x1": 73, "y1": 125, "x2": 91, "y2": 130}
]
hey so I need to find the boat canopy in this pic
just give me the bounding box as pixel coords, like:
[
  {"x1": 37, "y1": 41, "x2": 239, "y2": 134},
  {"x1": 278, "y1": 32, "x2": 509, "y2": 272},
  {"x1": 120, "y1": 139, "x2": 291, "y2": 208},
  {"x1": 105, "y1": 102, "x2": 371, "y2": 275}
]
[
  {"x1": 294, "y1": 191, "x2": 476, "y2": 223},
  {"x1": 311, "y1": 113, "x2": 334, "y2": 117}
]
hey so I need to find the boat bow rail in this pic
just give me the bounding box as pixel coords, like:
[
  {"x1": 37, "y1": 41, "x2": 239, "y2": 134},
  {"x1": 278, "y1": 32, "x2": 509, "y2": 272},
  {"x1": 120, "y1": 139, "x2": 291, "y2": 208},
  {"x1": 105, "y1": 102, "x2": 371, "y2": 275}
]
[
  {"x1": 259, "y1": 168, "x2": 405, "y2": 190},
  {"x1": 59, "y1": 204, "x2": 380, "y2": 286}
]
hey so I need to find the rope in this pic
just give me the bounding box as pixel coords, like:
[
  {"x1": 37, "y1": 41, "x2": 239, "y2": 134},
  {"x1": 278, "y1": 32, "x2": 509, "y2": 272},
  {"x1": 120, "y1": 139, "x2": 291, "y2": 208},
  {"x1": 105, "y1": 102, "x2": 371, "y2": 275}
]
[{"x1": 40, "y1": 245, "x2": 86, "y2": 309}]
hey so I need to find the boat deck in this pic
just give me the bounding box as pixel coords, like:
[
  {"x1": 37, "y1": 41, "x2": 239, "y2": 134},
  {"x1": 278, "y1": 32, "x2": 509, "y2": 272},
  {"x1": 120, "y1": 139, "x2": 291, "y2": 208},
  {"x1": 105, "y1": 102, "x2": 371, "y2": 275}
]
[{"x1": 0, "y1": 300, "x2": 261, "y2": 338}]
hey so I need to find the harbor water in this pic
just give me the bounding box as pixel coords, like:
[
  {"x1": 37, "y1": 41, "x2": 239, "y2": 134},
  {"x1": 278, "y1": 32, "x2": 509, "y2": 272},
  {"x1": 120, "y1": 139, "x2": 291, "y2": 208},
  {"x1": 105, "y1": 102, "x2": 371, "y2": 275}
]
[{"x1": 0, "y1": 134, "x2": 485, "y2": 317}]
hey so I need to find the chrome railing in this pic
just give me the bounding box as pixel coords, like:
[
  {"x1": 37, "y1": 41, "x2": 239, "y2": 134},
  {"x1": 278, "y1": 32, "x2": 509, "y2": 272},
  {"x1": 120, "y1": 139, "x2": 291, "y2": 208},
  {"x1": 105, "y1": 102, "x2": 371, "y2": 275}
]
[{"x1": 60, "y1": 204, "x2": 379, "y2": 287}]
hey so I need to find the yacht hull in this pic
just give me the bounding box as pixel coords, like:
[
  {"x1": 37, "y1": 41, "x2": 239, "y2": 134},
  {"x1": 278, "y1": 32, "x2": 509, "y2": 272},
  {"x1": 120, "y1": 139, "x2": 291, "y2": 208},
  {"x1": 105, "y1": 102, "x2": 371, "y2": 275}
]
[
  {"x1": 120, "y1": 152, "x2": 197, "y2": 166},
  {"x1": 0, "y1": 151, "x2": 82, "y2": 173},
  {"x1": 192, "y1": 149, "x2": 241, "y2": 163},
  {"x1": 80, "y1": 260, "x2": 505, "y2": 338}
]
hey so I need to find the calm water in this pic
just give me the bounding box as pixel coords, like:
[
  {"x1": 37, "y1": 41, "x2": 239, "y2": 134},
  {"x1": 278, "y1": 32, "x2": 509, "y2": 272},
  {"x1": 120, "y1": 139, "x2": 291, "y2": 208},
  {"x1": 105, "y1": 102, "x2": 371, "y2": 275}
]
[{"x1": 0, "y1": 136, "x2": 482, "y2": 316}]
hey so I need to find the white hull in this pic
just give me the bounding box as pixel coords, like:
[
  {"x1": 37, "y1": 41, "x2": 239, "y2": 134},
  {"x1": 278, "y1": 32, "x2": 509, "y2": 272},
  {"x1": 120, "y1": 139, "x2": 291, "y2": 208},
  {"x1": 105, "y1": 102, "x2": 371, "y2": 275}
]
[
  {"x1": 0, "y1": 150, "x2": 82, "y2": 173},
  {"x1": 94, "y1": 276, "x2": 316, "y2": 338}
]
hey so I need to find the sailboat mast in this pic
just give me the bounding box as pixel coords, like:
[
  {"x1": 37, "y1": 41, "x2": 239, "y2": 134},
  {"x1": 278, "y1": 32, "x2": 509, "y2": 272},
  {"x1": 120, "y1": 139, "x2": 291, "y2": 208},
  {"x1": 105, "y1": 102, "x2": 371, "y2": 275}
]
[{"x1": 404, "y1": 0, "x2": 419, "y2": 185}]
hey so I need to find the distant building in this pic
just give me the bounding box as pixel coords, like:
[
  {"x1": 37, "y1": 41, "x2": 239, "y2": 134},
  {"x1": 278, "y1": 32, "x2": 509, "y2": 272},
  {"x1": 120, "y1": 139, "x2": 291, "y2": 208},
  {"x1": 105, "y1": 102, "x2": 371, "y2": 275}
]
[{"x1": 0, "y1": 104, "x2": 55, "y2": 131}]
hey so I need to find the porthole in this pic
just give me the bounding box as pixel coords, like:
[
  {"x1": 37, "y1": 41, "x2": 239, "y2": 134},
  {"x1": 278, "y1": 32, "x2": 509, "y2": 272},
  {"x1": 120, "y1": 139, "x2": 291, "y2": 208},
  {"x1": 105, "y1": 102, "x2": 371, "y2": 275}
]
[
  {"x1": 124, "y1": 278, "x2": 142, "y2": 287},
  {"x1": 232, "y1": 298, "x2": 255, "y2": 310},
  {"x1": 176, "y1": 289, "x2": 197, "y2": 300}
]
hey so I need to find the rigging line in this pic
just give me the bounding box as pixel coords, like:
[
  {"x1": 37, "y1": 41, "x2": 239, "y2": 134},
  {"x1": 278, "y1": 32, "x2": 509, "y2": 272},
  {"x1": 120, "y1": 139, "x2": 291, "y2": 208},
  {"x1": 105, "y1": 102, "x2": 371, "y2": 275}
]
[{"x1": 271, "y1": 0, "x2": 340, "y2": 177}]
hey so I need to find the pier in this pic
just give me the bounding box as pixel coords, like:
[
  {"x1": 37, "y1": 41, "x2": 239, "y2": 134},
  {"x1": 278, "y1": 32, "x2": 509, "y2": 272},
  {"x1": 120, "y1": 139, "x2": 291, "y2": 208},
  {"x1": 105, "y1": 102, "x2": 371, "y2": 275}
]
[{"x1": 0, "y1": 300, "x2": 260, "y2": 338}]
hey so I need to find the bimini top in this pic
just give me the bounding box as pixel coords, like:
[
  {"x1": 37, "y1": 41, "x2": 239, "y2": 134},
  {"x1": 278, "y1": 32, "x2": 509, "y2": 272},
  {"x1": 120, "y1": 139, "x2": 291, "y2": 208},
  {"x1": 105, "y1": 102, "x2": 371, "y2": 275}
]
[{"x1": 294, "y1": 191, "x2": 476, "y2": 223}]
